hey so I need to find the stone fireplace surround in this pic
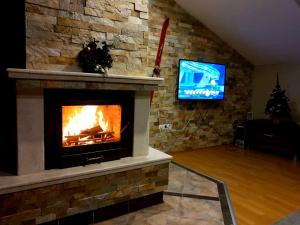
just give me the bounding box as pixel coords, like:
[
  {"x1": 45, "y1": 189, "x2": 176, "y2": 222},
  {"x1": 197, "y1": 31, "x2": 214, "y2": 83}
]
[
  {"x1": 0, "y1": 68, "x2": 171, "y2": 225},
  {"x1": 8, "y1": 68, "x2": 167, "y2": 175}
]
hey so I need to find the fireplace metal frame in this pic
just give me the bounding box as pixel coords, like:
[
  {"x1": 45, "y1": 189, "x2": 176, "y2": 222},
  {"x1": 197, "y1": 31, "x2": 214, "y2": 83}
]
[{"x1": 44, "y1": 89, "x2": 135, "y2": 169}]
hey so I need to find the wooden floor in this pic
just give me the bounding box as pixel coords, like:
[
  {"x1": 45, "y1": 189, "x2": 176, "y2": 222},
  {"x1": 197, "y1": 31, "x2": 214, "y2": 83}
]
[{"x1": 170, "y1": 145, "x2": 300, "y2": 225}]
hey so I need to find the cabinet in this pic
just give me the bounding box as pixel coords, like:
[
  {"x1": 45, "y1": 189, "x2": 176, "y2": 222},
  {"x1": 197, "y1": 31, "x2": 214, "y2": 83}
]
[{"x1": 245, "y1": 119, "x2": 300, "y2": 159}]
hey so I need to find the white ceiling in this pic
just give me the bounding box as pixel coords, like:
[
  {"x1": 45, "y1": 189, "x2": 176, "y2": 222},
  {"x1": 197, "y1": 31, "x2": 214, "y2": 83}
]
[{"x1": 175, "y1": 0, "x2": 300, "y2": 66}]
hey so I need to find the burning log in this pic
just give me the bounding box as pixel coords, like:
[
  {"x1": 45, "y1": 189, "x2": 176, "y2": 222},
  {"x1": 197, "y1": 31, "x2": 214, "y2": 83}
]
[
  {"x1": 64, "y1": 135, "x2": 79, "y2": 142},
  {"x1": 80, "y1": 126, "x2": 103, "y2": 135},
  {"x1": 63, "y1": 126, "x2": 115, "y2": 147}
]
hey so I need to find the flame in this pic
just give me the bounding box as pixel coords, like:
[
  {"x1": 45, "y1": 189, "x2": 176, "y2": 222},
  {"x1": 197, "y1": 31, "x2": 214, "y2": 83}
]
[
  {"x1": 98, "y1": 110, "x2": 108, "y2": 131},
  {"x1": 62, "y1": 105, "x2": 121, "y2": 147},
  {"x1": 63, "y1": 106, "x2": 99, "y2": 139}
]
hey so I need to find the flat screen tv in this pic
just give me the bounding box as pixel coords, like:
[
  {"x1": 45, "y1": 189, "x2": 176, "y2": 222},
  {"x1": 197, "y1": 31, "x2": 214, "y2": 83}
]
[{"x1": 177, "y1": 59, "x2": 226, "y2": 100}]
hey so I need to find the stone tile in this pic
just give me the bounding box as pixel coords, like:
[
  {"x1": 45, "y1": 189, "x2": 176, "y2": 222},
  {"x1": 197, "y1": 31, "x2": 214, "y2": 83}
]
[
  {"x1": 128, "y1": 214, "x2": 224, "y2": 225},
  {"x1": 129, "y1": 214, "x2": 178, "y2": 225},
  {"x1": 0, "y1": 162, "x2": 169, "y2": 224},
  {"x1": 167, "y1": 164, "x2": 219, "y2": 198},
  {"x1": 94, "y1": 163, "x2": 227, "y2": 225},
  {"x1": 272, "y1": 211, "x2": 300, "y2": 225},
  {"x1": 26, "y1": 0, "x2": 60, "y2": 9},
  {"x1": 167, "y1": 164, "x2": 187, "y2": 193},
  {"x1": 26, "y1": 0, "x2": 252, "y2": 152},
  {"x1": 174, "y1": 218, "x2": 223, "y2": 225},
  {"x1": 134, "y1": 3, "x2": 148, "y2": 13},
  {"x1": 179, "y1": 197, "x2": 223, "y2": 223},
  {"x1": 182, "y1": 171, "x2": 219, "y2": 197},
  {"x1": 94, "y1": 195, "x2": 224, "y2": 225}
]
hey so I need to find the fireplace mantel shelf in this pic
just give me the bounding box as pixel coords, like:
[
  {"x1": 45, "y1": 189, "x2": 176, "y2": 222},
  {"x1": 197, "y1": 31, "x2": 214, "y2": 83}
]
[{"x1": 7, "y1": 68, "x2": 163, "y2": 85}]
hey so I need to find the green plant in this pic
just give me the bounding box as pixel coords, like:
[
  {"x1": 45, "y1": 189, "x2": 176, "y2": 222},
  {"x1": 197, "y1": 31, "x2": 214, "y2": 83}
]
[{"x1": 78, "y1": 40, "x2": 113, "y2": 73}]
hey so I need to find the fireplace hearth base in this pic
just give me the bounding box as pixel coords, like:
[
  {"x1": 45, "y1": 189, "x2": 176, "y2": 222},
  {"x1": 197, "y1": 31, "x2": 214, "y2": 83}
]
[{"x1": 0, "y1": 148, "x2": 171, "y2": 225}]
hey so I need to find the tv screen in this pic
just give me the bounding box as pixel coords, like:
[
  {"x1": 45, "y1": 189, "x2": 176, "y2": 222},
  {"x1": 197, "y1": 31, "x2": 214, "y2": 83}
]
[{"x1": 177, "y1": 59, "x2": 226, "y2": 100}]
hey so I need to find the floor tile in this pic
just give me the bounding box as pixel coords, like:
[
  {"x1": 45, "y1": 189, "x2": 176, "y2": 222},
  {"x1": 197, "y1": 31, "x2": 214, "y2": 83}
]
[{"x1": 94, "y1": 163, "x2": 233, "y2": 225}]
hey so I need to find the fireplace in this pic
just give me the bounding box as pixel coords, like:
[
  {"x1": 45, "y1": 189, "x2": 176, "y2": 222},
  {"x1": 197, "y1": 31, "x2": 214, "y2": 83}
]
[
  {"x1": 3, "y1": 68, "x2": 171, "y2": 225},
  {"x1": 7, "y1": 68, "x2": 165, "y2": 175},
  {"x1": 44, "y1": 89, "x2": 134, "y2": 169}
]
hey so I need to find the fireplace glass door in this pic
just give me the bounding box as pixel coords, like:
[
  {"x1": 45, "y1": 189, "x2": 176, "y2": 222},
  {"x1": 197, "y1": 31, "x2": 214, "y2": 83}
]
[
  {"x1": 62, "y1": 105, "x2": 121, "y2": 148},
  {"x1": 44, "y1": 89, "x2": 134, "y2": 169}
]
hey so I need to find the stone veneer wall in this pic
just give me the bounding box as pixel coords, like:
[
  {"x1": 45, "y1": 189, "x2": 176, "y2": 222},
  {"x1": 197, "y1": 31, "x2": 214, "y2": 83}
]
[
  {"x1": 147, "y1": 0, "x2": 253, "y2": 151},
  {"x1": 0, "y1": 163, "x2": 168, "y2": 225},
  {"x1": 25, "y1": 0, "x2": 253, "y2": 152},
  {"x1": 26, "y1": 0, "x2": 150, "y2": 75}
]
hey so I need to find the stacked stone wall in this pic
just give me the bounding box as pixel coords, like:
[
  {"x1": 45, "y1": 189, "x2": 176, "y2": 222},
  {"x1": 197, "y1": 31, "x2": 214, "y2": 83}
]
[
  {"x1": 147, "y1": 0, "x2": 253, "y2": 151},
  {"x1": 0, "y1": 164, "x2": 168, "y2": 225},
  {"x1": 25, "y1": 0, "x2": 253, "y2": 152},
  {"x1": 26, "y1": 0, "x2": 150, "y2": 75}
]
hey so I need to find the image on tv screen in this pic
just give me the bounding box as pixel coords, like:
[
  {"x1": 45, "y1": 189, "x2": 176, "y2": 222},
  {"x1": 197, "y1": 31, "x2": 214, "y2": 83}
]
[{"x1": 177, "y1": 59, "x2": 226, "y2": 100}]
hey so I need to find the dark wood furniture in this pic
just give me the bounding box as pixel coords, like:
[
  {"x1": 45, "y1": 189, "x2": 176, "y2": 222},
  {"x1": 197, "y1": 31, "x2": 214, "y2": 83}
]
[
  {"x1": 233, "y1": 122, "x2": 246, "y2": 148},
  {"x1": 245, "y1": 119, "x2": 300, "y2": 160}
]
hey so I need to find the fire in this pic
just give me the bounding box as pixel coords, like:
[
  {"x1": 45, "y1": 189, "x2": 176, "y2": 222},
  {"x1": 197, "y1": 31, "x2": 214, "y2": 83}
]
[
  {"x1": 62, "y1": 105, "x2": 121, "y2": 147},
  {"x1": 63, "y1": 106, "x2": 98, "y2": 138},
  {"x1": 98, "y1": 110, "x2": 108, "y2": 132}
]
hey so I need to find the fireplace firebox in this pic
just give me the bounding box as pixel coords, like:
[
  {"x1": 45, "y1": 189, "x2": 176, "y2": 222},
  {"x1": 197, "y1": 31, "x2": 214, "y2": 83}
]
[{"x1": 44, "y1": 89, "x2": 134, "y2": 169}]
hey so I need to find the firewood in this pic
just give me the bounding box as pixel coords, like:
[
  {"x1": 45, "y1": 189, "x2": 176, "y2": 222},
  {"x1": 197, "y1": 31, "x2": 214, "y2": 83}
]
[
  {"x1": 80, "y1": 126, "x2": 103, "y2": 135},
  {"x1": 63, "y1": 130, "x2": 115, "y2": 146},
  {"x1": 64, "y1": 135, "x2": 79, "y2": 142}
]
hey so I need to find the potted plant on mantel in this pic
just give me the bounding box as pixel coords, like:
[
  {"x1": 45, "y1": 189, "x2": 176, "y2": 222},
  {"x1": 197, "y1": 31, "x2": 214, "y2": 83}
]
[{"x1": 264, "y1": 73, "x2": 291, "y2": 123}]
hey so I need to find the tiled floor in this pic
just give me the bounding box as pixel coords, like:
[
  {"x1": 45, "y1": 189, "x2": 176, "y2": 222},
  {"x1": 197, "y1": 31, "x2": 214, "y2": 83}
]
[
  {"x1": 168, "y1": 163, "x2": 219, "y2": 197},
  {"x1": 95, "y1": 163, "x2": 235, "y2": 225},
  {"x1": 272, "y1": 211, "x2": 300, "y2": 225}
]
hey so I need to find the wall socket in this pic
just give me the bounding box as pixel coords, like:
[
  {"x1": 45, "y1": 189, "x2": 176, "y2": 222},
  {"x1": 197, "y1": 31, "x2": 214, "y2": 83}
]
[{"x1": 159, "y1": 123, "x2": 172, "y2": 131}]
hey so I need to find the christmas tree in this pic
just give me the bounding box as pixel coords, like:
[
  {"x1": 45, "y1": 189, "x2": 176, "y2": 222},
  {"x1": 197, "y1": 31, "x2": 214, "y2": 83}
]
[{"x1": 265, "y1": 73, "x2": 291, "y2": 119}]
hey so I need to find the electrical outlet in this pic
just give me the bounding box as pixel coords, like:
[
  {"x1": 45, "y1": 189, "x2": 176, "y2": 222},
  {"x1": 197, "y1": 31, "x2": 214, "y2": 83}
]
[{"x1": 159, "y1": 123, "x2": 172, "y2": 131}]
